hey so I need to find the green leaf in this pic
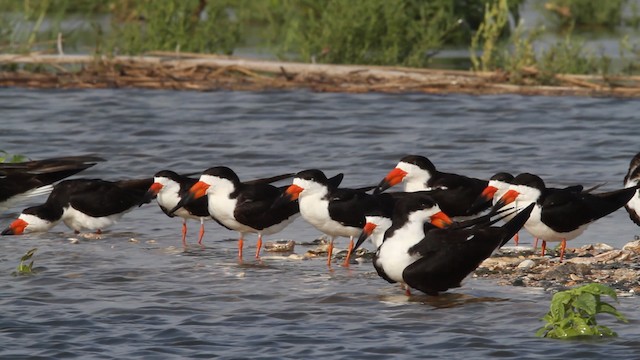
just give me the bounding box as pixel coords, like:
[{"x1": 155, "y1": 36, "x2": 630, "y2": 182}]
[
  {"x1": 574, "y1": 292, "x2": 597, "y2": 316},
  {"x1": 595, "y1": 325, "x2": 618, "y2": 337},
  {"x1": 549, "y1": 298, "x2": 566, "y2": 321},
  {"x1": 597, "y1": 302, "x2": 628, "y2": 322},
  {"x1": 552, "y1": 291, "x2": 573, "y2": 305},
  {"x1": 572, "y1": 317, "x2": 594, "y2": 335},
  {"x1": 579, "y1": 283, "x2": 618, "y2": 301},
  {"x1": 535, "y1": 327, "x2": 549, "y2": 337},
  {"x1": 20, "y1": 248, "x2": 37, "y2": 262}
]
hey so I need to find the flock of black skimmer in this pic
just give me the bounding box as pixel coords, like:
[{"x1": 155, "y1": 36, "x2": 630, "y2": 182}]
[{"x1": 1, "y1": 153, "x2": 639, "y2": 296}]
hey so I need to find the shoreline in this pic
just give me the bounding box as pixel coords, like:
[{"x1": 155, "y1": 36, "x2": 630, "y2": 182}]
[{"x1": 1, "y1": 53, "x2": 640, "y2": 97}]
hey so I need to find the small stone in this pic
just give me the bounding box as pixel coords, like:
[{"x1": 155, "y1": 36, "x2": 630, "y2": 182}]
[
  {"x1": 512, "y1": 277, "x2": 525, "y2": 287},
  {"x1": 592, "y1": 243, "x2": 615, "y2": 252},
  {"x1": 569, "y1": 274, "x2": 582, "y2": 281},
  {"x1": 68, "y1": 238, "x2": 80, "y2": 244},
  {"x1": 265, "y1": 240, "x2": 295, "y2": 253},
  {"x1": 480, "y1": 256, "x2": 521, "y2": 269},
  {"x1": 517, "y1": 259, "x2": 536, "y2": 269},
  {"x1": 129, "y1": 238, "x2": 139, "y2": 243},
  {"x1": 146, "y1": 239, "x2": 157, "y2": 244},
  {"x1": 543, "y1": 263, "x2": 591, "y2": 280},
  {"x1": 79, "y1": 233, "x2": 102, "y2": 240},
  {"x1": 287, "y1": 254, "x2": 305, "y2": 260},
  {"x1": 594, "y1": 250, "x2": 630, "y2": 263}
]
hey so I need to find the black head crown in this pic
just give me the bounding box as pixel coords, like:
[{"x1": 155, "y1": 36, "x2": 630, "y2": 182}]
[
  {"x1": 513, "y1": 173, "x2": 546, "y2": 190},
  {"x1": 393, "y1": 193, "x2": 439, "y2": 223},
  {"x1": 490, "y1": 172, "x2": 515, "y2": 183},
  {"x1": 202, "y1": 166, "x2": 241, "y2": 184},
  {"x1": 154, "y1": 170, "x2": 181, "y2": 181},
  {"x1": 399, "y1": 155, "x2": 436, "y2": 173},
  {"x1": 295, "y1": 169, "x2": 329, "y2": 184}
]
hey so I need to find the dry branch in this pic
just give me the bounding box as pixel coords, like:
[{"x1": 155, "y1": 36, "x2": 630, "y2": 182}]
[{"x1": 0, "y1": 53, "x2": 639, "y2": 97}]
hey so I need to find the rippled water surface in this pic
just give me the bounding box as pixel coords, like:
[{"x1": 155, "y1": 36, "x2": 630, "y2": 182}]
[{"x1": 0, "y1": 89, "x2": 639, "y2": 359}]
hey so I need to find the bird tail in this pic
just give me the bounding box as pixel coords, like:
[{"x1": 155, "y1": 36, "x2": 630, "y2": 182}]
[{"x1": 587, "y1": 185, "x2": 640, "y2": 221}]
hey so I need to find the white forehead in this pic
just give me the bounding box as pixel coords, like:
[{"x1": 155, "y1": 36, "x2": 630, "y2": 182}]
[
  {"x1": 489, "y1": 179, "x2": 510, "y2": 190},
  {"x1": 510, "y1": 184, "x2": 541, "y2": 201},
  {"x1": 154, "y1": 176, "x2": 177, "y2": 188},
  {"x1": 292, "y1": 178, "x2": 324, "y2": 194},
  {"x1": 199, "y1": 174, "x2": 221, "y2": 185},
  {"x1": 396, "y1": 162, "x2": 424, "y2": 176}
]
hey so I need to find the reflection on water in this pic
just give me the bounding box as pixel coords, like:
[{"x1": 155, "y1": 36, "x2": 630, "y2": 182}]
[{"x1": 0, "y1": 88, "x2": 638, "y2": 358}]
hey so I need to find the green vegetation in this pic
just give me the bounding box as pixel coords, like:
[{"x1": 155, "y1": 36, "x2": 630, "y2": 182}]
[
  {"x1": 0, "y1": 0, "x2": 639, "y2": 84},
  {"x1": 0, "y1": 150, "x2": 26, "y2": 163},
  {"x1": 543, "y1": 0, "x2": 632, "y2": 29},
  {"x1": 108, "y1": 0, "x2": 240, "y2": 55},
  {"x1": 13, "y1": 248, "x2": 37, "y2": 276},
  {"x1": 536, "y1": 283, "x2": 627, "y2": 339}
]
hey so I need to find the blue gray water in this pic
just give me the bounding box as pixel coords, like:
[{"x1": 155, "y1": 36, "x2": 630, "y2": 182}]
[{"x1": 0, "y1": 89, "x2": 639, "y2": 358}]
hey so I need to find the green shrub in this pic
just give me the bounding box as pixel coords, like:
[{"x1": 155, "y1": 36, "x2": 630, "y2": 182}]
[{"x1": 536, "y1": 283, "x2": 627, "y2": 339}]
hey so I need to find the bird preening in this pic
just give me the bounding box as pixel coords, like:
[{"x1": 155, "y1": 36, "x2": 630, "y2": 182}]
[{"x1": 1, "y1": 152, "x2": 639, "y2": 297}]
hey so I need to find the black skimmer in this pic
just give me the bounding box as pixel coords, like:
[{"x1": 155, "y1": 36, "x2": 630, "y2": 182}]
[
  {"x1": 2, "y1": 177, "x2": 152, "y2": 235},
  {"x1": 0, "y1": 155, "x2": 104, "y2": 211},
  {"x1": 624, "y1": 152, "x2": 640, "y2": 226},
  {"x1": 468, "y1": 172, "x2": 522, "y2": 244},
  {"x1": 142, "y1": 170, "x2": 212, "y2": 247},
  {"x1": 168, "y1": 167, "x2": 299, "y2": 259},
  {"x1": 373, "y1": 155, "x2": 490, "y2": 218},
  {"x1": 276, "y1": 169, "x2": 382, "y2": 266},
  {"x1": 354, "y1": 193, "x2": 533, "y2": 296},
  {"x1": 492, "y1": 173, "x2": 638, "y2": 261}
]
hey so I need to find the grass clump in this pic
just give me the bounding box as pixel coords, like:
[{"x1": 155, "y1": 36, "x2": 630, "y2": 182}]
[
  {"x1": 108, "y1": 0, "x2": 241, "y2": 55},
  {"x1": 543, "y1": 0, "x2": 633, "y2": 29},
  {"x1": 536, "y1": 283, "x2": 627, "y2": 339},
  {"x1": 13, "y1": 248, "x2": 38, "y2": 276},
  {"x1": 260, "y1": 0, "x2": 467, "y2": 67}
]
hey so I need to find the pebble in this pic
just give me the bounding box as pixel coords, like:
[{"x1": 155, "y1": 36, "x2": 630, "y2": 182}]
[
  {"x1": 79, "y1": 233, "x2": 102, "y2": 240},
  {"x1": 472, "y1": 239, "x2": 640, "y2": 295},
  {"x1": 517, "y1": 259, "x2": 535, "y2": 269},
  {"x1": 265, "y1": 240, "x2": 295, "y2": 252}
]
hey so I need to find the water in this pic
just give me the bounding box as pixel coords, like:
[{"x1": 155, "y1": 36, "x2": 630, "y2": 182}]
[{"x1": 0, "y1": 88, "x2": 639, "y2": 358}]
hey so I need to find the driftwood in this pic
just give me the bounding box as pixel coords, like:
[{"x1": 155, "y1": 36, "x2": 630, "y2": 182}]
[{"x1": 1, "y1": 53, "x2": 639, "y2": 97}]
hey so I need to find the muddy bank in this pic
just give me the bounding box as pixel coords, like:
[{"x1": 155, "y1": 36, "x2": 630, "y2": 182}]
[{"x1": 1, "y1": 53, "x2": 640, "y2": 97}]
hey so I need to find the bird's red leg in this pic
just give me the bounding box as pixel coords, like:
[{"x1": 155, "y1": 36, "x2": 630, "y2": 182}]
[
  {"x1": 197, "y1": 219, "x2": 205, "y2": 247},
  {"x1": 326, "y1": 237, "x2": 335, "y2": 267},
  {"x1": 181, "y1": 220, "x2": 188, "y2": 247},
  {"x1": 238, "y1": 235, "x2": 244, "y2": 261},
  {"x1": 540, "y1": 240, "x2": 547, "y2": 257},
  {"x1": 342, "y1": 236, "x2": 354, "y2": 267},
  {"x1": 513, "y1": 232, "x2": 519, "y2": 246},
  {"x1": 559, "y1": 238, "x2": 567, "y2": 262},
  {"x1": 255, "y1": 233, "x2": 263, "y2": 259}
]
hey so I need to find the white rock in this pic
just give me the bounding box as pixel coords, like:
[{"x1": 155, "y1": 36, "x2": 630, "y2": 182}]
[
  {"x1": 517, "y1": 259, "x2": 536, "y2": 269},
  {"x1": 622, "y1": 240, "x2": 640, "y2": 254}
]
